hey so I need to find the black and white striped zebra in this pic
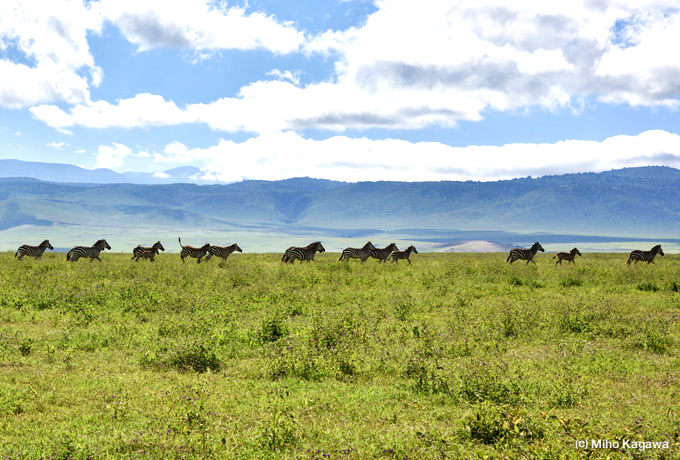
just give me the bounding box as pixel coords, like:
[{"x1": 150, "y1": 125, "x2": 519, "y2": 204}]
[
  {"x1": 131, "y1": 241, "x2": 165, "y2": 262},
  {"x1": 389, "y1": 245, "x2": 418, "y2": 265},
  {"x1": 66, "y1": 239, "x2": 111, "y2": 262},
  {"x1": 338, "y1": 241, "x2": 376, "y2": 263},
  {"x1": 369, "y1": 242, "x2": 399, "y2": 263},
  {"x1": 553, "y1": 248, "x2": 581, "y2": 266},
  {"x1": 626, "y1": 244, "x2": 664, "y2": 265},
  {"x1": 179, "y1": 237, "x2": 212, "y2": 264},
  {"x1": 206, "y1": 243, "x2": 242, "y2": 261},
  {"x1": 281, "y1": 241, "x2": 325, "y2": 264},
  {"x1": 15, "y1": 240, "x2": 54, "y2": 260},
  {"x1": 506, "y1": 242, "x2": 544, "y2": 265}
]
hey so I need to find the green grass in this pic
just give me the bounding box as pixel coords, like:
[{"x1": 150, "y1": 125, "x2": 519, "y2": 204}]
[{"x1": 0, "y1": 251, "x2": 679, "y2": 458}]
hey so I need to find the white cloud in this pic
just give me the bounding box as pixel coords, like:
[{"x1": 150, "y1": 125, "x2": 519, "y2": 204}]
[
  {"x1": 0, "y1": 0, "x2": 101, "y2": 109},
  {"x1": 47, "y1": 141, "x2": 67, "y2": 150},
  {"x1": 94, "y1": 143, "x2": 133, "y2": 169},
  {"x1": 149, "y1": 130, "x2": 680, "y2": 183},
  {"x1": 94, "y1": 0, "x2": 304, "y2": 54},
  {"x1": 29, "y1": 0, "x2": 680, "y2": 135}
]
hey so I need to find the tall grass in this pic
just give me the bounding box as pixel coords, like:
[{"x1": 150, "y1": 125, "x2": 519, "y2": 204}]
[{"x1": 0, "y1": 251, "x2": 678, "y2": 458}]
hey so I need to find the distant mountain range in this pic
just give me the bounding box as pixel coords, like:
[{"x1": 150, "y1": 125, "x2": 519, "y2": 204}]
[
  {"x1": 0, "y1": 162, "x2": 679, "y2": 252},
  {"x1": 0, "y1": 159, "x2": 226, "y2": 185}
]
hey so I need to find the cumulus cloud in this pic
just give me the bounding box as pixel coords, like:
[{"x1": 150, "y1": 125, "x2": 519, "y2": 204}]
[
  {"x1": 146, "y1": 130, "x2": 680, "y2": 182},
  {"x1": 29, "y1": 0, "x2": 680, "y2": 134},
  {"x1": 0, "y1": 0, "x2": 101, "y2": 109},
  {"x1": 94, "y1": 0, "x2": 305, "y2": 54},
  {"x1": 94, "y1": 143, "x2": 133, "y2": 169}
]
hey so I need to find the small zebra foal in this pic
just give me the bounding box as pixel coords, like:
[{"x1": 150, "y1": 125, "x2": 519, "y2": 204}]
[
  {"x1": 506, "y1": 242, "x2": 544, "y2": 265},
  {"x1": 67, "y1": 239, "x2": 111, "y2": 262},
  {"x1": 132, "y1": 241, "x2": 165, "y2": 262},
  {"x1": 179, "y1": 237, "x2": 212, "y2": 264},
  {"x1": 389, "y1": 245, "x2": 418, "y2": 265},
  {"x1": 626, "y1": 244, "x2": 664, "y2": 265},
  {"x1": 368, "y1": 243, "x2": 399, "y2": 263},
  {"x1": 206, "y1": 243, "x2": 242, "y2": 262},
  {"x1": 15, "y1": 240, "x2": 54, "y2": 260},
  {"x1": 281, "y1": 241, "x2": 325, "y2": 264},
  {"x1": 553, "y1": 248, "x2": 581, "y2": 266},
  {"x1": 338, "y1": 241, "x2": 376, "y2": 263}
]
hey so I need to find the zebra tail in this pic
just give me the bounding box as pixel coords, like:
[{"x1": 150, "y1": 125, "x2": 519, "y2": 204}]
[
  {"x1": 14, "y1": 250, "x2": 18, "y2": 258},
  {"x1": 66, "y1": 251, "x2": 72, "y2": 261},
  {"x1": 178, "y1": 237, "x2": 182, "y2": 247}
]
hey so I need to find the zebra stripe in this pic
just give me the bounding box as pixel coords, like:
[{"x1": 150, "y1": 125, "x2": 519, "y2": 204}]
[
  {"x1": 626, "y1": 245, "x2": 664, "y2": 265},
  {"x1": 179, "y1": 237, "x2": 211, "y2": 264},
  {"x1": 338, "y1": 241, "x2": 376, "y2": 263},
  {"x1": 206, "y1": 243, "x2": 242, "y2": 261},
  {"x1": 132, "y1": 241, "x2": 165, "y2": 262},
  {"x1": 389, "y1": 245, "x2": 418, "y2": 265},
  {"x1": 506, "y1": 242, "x2": 544, "y2": 265},
  {"x1": 369, "y1": 243, "x2": 399, "y2": 263},
  {"x1": 281, "y1": 241, "x2": 325, "y2": 264},
  {"x1": 15, "y1": 240, "x2": 54, "y2": 260},
  {"x1": 67, "y1": 239, "x2": 111, "y2": 262},
  {"x1": 553, "y1": 248, "x2": 581, "y2": 266}
]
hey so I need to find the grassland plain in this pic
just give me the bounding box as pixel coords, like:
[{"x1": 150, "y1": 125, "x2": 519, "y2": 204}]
[{"x1": 0, "y1": 251, "x2": 678, "y2": 459}]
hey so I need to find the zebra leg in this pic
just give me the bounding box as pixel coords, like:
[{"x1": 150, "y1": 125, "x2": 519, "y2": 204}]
[{"x1": 406, "y1": 258, "x2": 412, "y2": 265}]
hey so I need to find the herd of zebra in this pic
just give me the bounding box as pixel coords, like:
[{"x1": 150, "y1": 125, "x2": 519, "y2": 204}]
[{"x1": 12, "y1": 238, "x2": 666, "y2": 266}]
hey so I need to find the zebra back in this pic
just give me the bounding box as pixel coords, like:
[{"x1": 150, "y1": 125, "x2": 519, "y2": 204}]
[
  {"x1": 507, "y1": 242, "x2": 544, "y2": 265},
  {"x1": 132, "y1": 241, "x2": 165, "y2": 262},
  {"x1": 179, "y1": 237, "x2": 211, "y2": 263},
  {"x1": 369, "y1": 243, "x2": 399, "y2": 262},
  {"x1": 206, "y1": 243, "x2": 242, "y2": 261},
  {"x1": 553, "y1": 248, "x2": 581, "y2": 265},
  {"x1": 339, "y1": 241, "x2": 376, "y2": 262},
  {"x1": 626, "y1": 245, "x2": 664, "y2": 265},
  {"x1": 389, "y1": 245, "x2": 418, "y2": 264},
  {"x1": 283, "y1": 241, "x2": 325, "y2": 263},
  {"x1": 67, "y1": 239, "x2": 111, "y2": 262},
  {"x1": 15, "y1": 240, "x2": 54, "y2": 260}
]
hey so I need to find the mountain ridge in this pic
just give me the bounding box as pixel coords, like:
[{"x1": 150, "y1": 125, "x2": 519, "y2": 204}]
[{"x1": 0, "y1": 164, "x2": 679, "y2": 252}]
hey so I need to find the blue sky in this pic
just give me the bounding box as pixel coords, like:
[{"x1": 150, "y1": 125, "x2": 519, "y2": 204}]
[{"x1": 1, "y1": 0, "x2": 680, "y2": 182}]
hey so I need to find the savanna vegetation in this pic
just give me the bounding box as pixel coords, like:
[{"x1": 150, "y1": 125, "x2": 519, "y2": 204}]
[{"x1": 0, "y1": 251, "x2": 678, "y2": 459}]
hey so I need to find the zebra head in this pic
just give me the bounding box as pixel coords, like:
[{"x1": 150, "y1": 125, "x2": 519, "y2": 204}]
[
  {"x1": 571, "y1": 248, "x2": 582, "y2": 256},
  {"x1": 95, "y1": 239, "x2": 111, "y2": 250},
  {"x1": 386, "y1": 243, "x2": 399, "y2": 252},
  {"x1": 363, "y1": 241, "x2": 376, "y2": 251},
  {"x1": 41, "y1": 240, "x2": 54, "y2": 250},
  {"x1": 201, "y1": 243, "x2": 212, "y2": 254},
  {"x1": 531, "y1": 242, "x2": 544, "y2": 253},
  {"x1": 153, "y1": 241, "x2": 165, "y2": 252},
  {"x1": 652, "y1": 244, "x2": 664, "y2": 256},
  {"x1": 313, "y1": 241, "x2": 325, "y2": 253},
  {"x1": 233, "y1": 244, "x2": 243, "y2": 252},
  {"x1": 408, "y1": 245, "x2": 418, "y2": 254}
]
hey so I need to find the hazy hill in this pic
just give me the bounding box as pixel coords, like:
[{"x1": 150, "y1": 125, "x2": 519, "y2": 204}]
[
  {"x1": 0, "y1": 165, "x2": 679, "y2": 251},
  {"x1": 0, "y1": 159, "x2": 227, "y2": 185}
]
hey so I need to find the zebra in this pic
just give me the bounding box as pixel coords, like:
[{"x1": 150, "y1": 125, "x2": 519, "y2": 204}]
[
  {"x1": 15, "y1": 240, "x2": 54, "y2": 260},
  {"x1": 338, "y1": 241, "x2": 376, "y2": 263},
  {"x1": 281, "y1": 241, "x2": 325, "y2": 264},
  {"x1": 206, "y1": 243, "x2": 242, "y2": 262},
  {"x1": 66, "y1": 239, "x2": 111, "y2": 262},
  {"x1": 369, "y1": 242, "x2": 399, "y2": 263},
  {"x1": 179, "y1": 237, "x2": 212, "y2": 264},
  {"x1": 389, "y1": 245, "x2": 418, "y2": 265},
  {"x1": 506, "y1": 242, "x2": 544, "y2": 265},
  {"x1": 553, "y1": 248, "x2": 582, "y2": 266},
  {"x1": 131, "y1": 241, "x2": 165, "y2": 262},
  {"x1": 626, "y1": 244, "x2": 664, "y2": 265}
]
